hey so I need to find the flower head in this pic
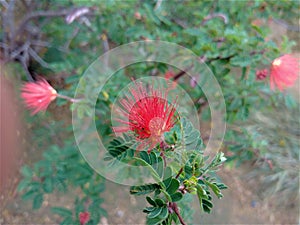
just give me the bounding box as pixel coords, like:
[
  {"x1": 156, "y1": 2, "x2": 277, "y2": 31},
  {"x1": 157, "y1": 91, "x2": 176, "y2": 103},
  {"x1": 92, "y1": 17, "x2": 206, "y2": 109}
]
[
  {"x1": 164, "y1": 71, "x2": 175, "y2": 80},
  {"x1": 79, "y1": 212, "x2": 90, "y2": 225},
  {"x1": 270, "y1": 54, "x2": 299, "y2": 91},
  {"x1": 21, "y1": 78, "x2": 57, "y2": 115},
  {"x1": 113, "y1": 81, "x2": 178, "y2": 152},
  {"x1": 256, "y1": 69, "x2": 268, "y2": 80}
]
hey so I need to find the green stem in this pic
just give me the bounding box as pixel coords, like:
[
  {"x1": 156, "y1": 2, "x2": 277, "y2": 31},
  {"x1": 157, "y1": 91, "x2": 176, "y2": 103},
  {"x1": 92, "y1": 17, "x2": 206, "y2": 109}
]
[
  {"x1": 132, "y1": 157, "x2": 166, "y2": 189},
  {"x1": 161, "y1": 189, "x2": 172, "y2": 202}
]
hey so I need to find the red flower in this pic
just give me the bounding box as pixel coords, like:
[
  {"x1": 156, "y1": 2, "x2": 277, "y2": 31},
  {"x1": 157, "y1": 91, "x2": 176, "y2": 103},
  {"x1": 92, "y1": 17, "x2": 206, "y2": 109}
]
[
  {"x1": 270, "y1": 54, "x2": 299, "y2": 91},
  {"x1": 21, "y1": 78, "x2": 57, "y2": 115},
  {"x1": 134, "y1": 11, "x2": 142, "y2": 20},
  {"x1": 113, "y1": 81, "x2": 178, "y2": 152},
  {"x1": 164, "y1": 71, "x2": 175, "y2": 80},
  {"x1": 256, "y1": 69, "x2": 268, "y2": 80},
  {"x1": 79, "y1": 212, "x2": 90, "y2": 225}
]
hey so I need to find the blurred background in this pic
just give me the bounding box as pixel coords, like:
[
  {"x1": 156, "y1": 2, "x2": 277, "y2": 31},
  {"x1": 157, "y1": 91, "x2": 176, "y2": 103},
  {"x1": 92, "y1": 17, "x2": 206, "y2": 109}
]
[{"x1": 0, "y1": 0, "x2": 299, "y2": 224}]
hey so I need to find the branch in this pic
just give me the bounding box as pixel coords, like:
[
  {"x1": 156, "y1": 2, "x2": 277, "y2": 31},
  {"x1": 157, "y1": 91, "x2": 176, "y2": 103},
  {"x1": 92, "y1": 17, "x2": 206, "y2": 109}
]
[
  {"x1": 14, "y1": 7, "x2": 95, "y2": 38},
  {"x1": 175, "y1": 167, "x2": 183, "y2": 179},
  {"x1": 201, "y1": 13, "x2": 228, "y2": 25},
  {"x1": 31, "y1": 40, "x2": 67, "y2": 52},
  {"x1": 18, "y1": 56, "x2": 34, "y2": 81},
  {"x1": 63, "y1": 26, "x2": 80, "y2": 51},
  {"x1": 169, "y1": 202, "x2": 187, "y2": 225},
  {"x1": 173, "y1": 64, "x2": 194, "y2": 81},
  {"x1": 28, "y1": 47, "x2": 50, "y2": 68}
]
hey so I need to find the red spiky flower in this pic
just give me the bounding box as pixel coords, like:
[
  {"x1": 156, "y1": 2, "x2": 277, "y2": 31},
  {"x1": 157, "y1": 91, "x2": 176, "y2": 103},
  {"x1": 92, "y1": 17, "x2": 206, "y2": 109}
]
[
  {"x1": 113, "y1": 81, "x2": 178, "y2": 152},
  {"x1": 21, "y1": 78, "x2": 57, "y2": 115},
  {"x1": 79, "y1": 212, "x2": 90, "y2": 225},
  {"x1": 270, "y1": 54, "x2": 299, "y2": 91}
]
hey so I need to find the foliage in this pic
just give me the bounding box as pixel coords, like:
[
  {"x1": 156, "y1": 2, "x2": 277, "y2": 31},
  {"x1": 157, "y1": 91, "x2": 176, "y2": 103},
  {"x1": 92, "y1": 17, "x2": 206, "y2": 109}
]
[
  {"x1": 106, "y1": 117, "x2": 227, "y2": 224},
  {"x1": 226, "y1": 98, "x2": 299, "y2": 204},
  {"x1": 17, "y1": 116, "x2": 107, "y2": 224}
]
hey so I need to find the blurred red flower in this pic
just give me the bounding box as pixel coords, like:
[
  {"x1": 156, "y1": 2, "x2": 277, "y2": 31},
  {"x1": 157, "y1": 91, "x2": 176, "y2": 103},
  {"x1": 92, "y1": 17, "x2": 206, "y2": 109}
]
[
  {"x1": 113, "y1": 82, "x2": 177, "y2": 152},
  {"x1": 21, "y1": 78, "x2": 57, "y2": 115},
  {"x1": 256, "y1": 69, "x2": 268, "y2": 80},
  {"x1": 79, "y1": 212, "x2": 90, "y2": 225},
  {"x1": 270, "y1": 54, "x2": 299, "y2": 91},
  {"x1": 164, "y1": 70, "x2": 175, "y2": 80}
]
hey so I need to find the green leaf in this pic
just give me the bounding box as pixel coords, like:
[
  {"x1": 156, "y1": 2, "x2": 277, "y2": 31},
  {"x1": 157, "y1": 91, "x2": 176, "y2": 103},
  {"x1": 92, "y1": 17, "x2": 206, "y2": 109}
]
[
  {"x1": 140, "y1": 151, "x2": 151, "y2": 163},
  {"x1": 146, "y1": 216, "x2": 164, "y2": 225},
  {"x1": 158, "y1": 207, "x2": 169, "y2": 220},
  {"x1": 203, "y1": 203, "x2": 212, "y2": 213},
  {"x1": 146, "y1": 196, "x2": 157, "y2": 207},
  {"x1": 230, "y1": 54, "x2": 252, "y2": 67},
  {"x1": 166, "y1": 178, "x2": 180, "y2": 195},
  {"x1": 51, "y1": 207, "x2": 73, "y2": 217},
  {"x1": 61, "y1": 216, "x2": 74, "y2": 225},
  {"x1": 130, "y1": 183, "x2": 161, "y2": 195},
  {"x1": 154, "y1": 198, "x2": 165, "y2": 207},
  {"x1": 147, "y1": 207, "x2": 162, "y2": 219},
  {"x1": 162, "y1": 166, "x2": 173, "y2": 187},
  {"x1": 20, "y1": 165, "x2": 33, "y2": 177},
  {"x1": 105, "y1": 137, "x2": 134, "y2": 161},
  {"x1": 205, "y1": 181, "x2": 223, "y2": 198},
  {"x1": 33, "y1": 193, "x2": 44, "y2": 209},
  {"x1": 143, "y1": 207, "x2": 156, "y2": 213},
  {"x1": 22, "y1": 190, "x2": 36, "y2": 201},
  {"x1": 180, "y1": 117, "x2": 203, "y2": 151},
  {"x1": 17, "y1": 179, "x2": 31, "y2": 192},
  {"x1": 132, "y1": 157, "x2": 165, "y2": 188},
  {"x1": 184, "y1": 28, "x2": 204, "y2": 36},
  {"x1": 43, "y1": 177, "x2": 53, "y2": 193},
  {"x1": 170, "y1": 192, "x2": 183, "y2": 202}
]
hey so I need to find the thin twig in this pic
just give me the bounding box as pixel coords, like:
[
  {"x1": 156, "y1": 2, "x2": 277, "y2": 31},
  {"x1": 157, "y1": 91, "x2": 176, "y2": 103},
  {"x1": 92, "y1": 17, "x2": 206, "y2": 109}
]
[
  {"x1": 63, "y1": 26, "x2": 80, "y2": 51},
  {"x1": 14, "y1": 7, "x2": 94, "y2": 38},
  {"x1": 175, "y1": 167, "x2": 183, "y2": 179},
  {"x1": 173, "y1": 64, "x2": 194, "y2": 81},
  {"x1": 19, "y1": 57, "x2": 34, "y2": 81},
  {"x1": 31, "y1": 40, "x2": 67, "y2": 52},
  {"x1": 28, "y1": 47, "x2": 50, "y2": 68},
  {"x1": 169, "y1": 202, "x2": 187, "y2": 225},
  {"x1": 201, "y1": 12, "x2": 228, "y2": 25},
  {"x1": 10, "y1": 42, "x2": 30, "y2": 60}
]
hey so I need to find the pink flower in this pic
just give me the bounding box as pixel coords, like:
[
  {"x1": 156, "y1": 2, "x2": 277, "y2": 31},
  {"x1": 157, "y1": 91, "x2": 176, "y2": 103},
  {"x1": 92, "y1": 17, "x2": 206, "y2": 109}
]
[
  {"x1": 21, "y1": 78, "x2": 57, "y2": 115},
  {"x1": 79, "y1": 212, "x2": 90, "y2": 225},
  {"x1": 134, "y1": 11, "x2": 142, "y2": 20},
  {"x1": 113, "y1": 82, "x2": 178, "y2": 152},
  {"x1": 164, "y1": 71, "x2": 175, "y2": 80},
  {"x1": 270, "y1": 54, "x2": 299, "y2": 91},
  {"x1": 256, "y1": 69, "x2": 268, "y2": 80}
]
